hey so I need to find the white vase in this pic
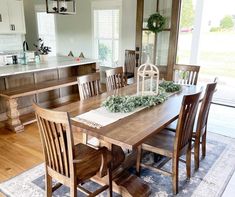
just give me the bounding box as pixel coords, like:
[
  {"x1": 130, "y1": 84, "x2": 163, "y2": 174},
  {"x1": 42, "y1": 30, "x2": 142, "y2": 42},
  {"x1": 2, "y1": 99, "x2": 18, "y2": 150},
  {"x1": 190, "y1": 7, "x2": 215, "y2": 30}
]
[{"x1": 40, "y1": 54, "x2": 48, "y2": 63}]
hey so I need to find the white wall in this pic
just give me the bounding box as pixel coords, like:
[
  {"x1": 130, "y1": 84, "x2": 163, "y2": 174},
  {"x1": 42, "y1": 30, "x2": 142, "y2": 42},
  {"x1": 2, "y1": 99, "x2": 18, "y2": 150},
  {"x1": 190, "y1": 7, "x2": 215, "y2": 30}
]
[
  {"x1": 120, "y1": 0, "x2": 136, "y2": 65},
  {"x1": 23, "y1": 0, "x2": 136, "y2": 63},
  {"x1": 0, "y1": 35, "x2": 24, "y2": 52}
]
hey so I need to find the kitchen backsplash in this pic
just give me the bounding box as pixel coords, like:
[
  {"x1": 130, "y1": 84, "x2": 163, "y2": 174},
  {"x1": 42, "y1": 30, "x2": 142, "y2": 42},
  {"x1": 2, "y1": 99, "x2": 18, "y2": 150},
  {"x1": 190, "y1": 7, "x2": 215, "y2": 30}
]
[{"x1": 0, "y1": 35, "x2": 25, "y2": 52}]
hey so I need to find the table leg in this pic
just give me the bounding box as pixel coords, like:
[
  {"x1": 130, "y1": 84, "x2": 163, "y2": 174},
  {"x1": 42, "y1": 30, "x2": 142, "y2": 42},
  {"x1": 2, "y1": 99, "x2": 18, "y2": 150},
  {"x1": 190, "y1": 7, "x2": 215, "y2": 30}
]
[
  {"x1": 5, "y1": 98, "x2": 24, "y2": 132},
  {"x1": 93, "y1": 143, "x2": 151, "y2": 197}
]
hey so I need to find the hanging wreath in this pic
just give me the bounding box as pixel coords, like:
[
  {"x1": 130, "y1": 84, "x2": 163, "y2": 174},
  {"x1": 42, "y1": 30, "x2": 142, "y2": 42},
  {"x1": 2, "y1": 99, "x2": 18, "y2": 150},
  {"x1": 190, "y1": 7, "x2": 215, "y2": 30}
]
[{"x1": 147, "y1": 13, "x2": 166, "y2": 33}]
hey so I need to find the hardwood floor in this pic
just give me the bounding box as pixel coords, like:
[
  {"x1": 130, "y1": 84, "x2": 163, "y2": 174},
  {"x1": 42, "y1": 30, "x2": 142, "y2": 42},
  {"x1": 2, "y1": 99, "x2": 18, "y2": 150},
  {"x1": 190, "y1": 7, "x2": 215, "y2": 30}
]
[
  {"x1": 0, "y1": 123, "x2": 83, "y2": 183},
  {"x1": 0, "y1": 103, "x2": 234, "y2": 196},
  {"x1": 0, "y1": 123, "x2": 43, "y2": 182}
]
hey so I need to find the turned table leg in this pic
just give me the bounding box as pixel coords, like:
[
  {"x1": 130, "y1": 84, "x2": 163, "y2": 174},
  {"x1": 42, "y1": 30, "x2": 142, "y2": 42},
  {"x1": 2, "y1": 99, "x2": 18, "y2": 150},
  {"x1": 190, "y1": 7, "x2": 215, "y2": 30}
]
[{"x1": 5, "y1": 98, "x2": 24, "y2": 132}]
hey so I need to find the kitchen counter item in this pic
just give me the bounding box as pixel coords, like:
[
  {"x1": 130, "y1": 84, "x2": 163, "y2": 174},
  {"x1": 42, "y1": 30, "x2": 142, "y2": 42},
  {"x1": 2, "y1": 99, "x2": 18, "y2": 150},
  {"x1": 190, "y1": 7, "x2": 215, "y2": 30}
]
[{"x1": 0, "y1": 56, "x2": 98, "y2": 77}]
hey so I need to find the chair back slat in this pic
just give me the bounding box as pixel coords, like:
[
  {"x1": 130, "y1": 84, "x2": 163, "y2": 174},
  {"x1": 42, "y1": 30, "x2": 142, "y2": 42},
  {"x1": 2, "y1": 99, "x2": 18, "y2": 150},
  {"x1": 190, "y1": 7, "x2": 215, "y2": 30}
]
[
  {"x1": 124, "y1": 50, "x2": 135, "y2": 78},
  {"x1": 173, "y1": 64, "x2": 200, "y2": 85},
  {"x1": 196, "y1": 82, "x2": 217, "y2": 137},
  {"x1": 106, "y1": 67, "x2": 127, "y2": 91},
  {"x1": 34, "y1": 103, "x2": 73, "y2": 178},
  {"x1": 175, "y1": 92, "x2": 201, "y2": 152},
  {"x1": 77, "y1": 73, "x2": 101, "y2": 100}
]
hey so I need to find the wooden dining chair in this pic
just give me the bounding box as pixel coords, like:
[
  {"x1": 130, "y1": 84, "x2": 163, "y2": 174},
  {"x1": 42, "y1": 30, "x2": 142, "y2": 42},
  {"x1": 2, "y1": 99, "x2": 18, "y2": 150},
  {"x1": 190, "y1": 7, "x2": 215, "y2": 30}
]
[
  {"x1": 124, "y1": 50, "x2": 135, "y2": 80},
  {"x1": 33, "y1": 103, "x2": 112, "y2": 197},
  {"x1": 193, "y1": 82, "x2": 217, "y2": 170},
  {"x1": 166, "y1": 82, "x2": 217, "y2": 170},
  {"x1": 105, "y1": 67, "x2": 127, "y2": 91},
  {"x1": 136, "y1": 91, "x2": 201, "y2": 195},
  {"x1": 173, "y1": 64, "x2": 200, "y2": 85},
  {"x1": 77, "y1": 72, "x2": 102, "y2": 101},
  {"x1": 77, "y1": 72, "x2": 102, "y2": 147}
]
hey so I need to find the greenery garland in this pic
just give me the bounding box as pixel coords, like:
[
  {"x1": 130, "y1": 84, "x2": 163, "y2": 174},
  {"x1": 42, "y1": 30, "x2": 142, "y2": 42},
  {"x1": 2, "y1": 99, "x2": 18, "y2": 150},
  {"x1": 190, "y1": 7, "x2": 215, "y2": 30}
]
[
  {"x1": 147, "y1": 13, "x2": 166, "y2": 33},
  {"x1": 102, "y1": 81, "x2": 181, "y2": 113},
  {"x1": 159, "y1": 81, "x2": 181, "y2": 92},
  {"x1": 102, "y1": 93, "x2": 167, "y2": 113}
]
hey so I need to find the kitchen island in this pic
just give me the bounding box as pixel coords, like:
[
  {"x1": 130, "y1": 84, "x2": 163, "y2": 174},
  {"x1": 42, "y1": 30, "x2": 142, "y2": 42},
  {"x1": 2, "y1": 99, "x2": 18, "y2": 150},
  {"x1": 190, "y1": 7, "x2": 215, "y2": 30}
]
[{"x1": 0, "y1": 56, "x2": 98, "y2": 132}]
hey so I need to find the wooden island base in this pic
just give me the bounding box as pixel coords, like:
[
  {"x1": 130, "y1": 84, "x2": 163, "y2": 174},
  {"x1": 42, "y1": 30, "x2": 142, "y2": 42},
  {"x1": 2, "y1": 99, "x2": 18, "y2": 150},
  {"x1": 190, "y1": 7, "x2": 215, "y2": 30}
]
[{"x1": 0, "y1": 57, "x2": 98, "y2": 132}]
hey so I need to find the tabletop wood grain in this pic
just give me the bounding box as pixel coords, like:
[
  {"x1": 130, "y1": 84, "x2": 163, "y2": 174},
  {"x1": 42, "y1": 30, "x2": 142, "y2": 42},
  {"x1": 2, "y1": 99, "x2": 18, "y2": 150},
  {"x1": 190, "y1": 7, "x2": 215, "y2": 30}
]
[{"x1": 56, "y1": 84, "x2": 202, "y2": 150}]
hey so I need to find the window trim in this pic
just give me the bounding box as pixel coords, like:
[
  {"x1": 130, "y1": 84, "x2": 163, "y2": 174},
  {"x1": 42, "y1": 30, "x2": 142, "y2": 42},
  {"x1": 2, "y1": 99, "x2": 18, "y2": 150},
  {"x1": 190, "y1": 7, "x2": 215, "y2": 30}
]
[{"x1": 91, "y1": 0, "x2": 122, "y2": 67}]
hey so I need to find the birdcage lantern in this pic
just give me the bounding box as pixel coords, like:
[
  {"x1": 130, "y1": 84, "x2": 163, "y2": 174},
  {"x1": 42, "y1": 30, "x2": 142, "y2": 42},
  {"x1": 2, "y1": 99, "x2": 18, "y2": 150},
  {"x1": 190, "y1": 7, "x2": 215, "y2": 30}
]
[
  {"x1": 46, "y1": 0, "x2": 76, "y2": 15},
  {"x1": 137, "y1": 62, "x2": 159, "y2": 96}
]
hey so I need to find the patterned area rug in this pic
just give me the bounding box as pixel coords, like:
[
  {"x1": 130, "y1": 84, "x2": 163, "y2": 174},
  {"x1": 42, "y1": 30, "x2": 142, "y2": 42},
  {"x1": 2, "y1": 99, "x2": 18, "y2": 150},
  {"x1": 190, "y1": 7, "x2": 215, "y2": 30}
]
[{"x1": 0, "y1": 132, "x2": 235, "y2": 197}]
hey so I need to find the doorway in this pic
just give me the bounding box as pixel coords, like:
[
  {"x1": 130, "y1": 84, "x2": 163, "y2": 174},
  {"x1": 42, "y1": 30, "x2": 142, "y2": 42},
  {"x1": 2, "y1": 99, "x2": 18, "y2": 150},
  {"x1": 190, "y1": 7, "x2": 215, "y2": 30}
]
[{"x1": 177, "y1": 0, "x2": 235, "y2": 107}]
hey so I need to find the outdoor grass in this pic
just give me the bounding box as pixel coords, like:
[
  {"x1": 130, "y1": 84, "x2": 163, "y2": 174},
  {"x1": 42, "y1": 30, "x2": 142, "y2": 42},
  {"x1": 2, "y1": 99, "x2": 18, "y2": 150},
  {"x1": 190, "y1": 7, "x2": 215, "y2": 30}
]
[{"x1": 177, "y1": 32, "x2": 235, "y2": 78}]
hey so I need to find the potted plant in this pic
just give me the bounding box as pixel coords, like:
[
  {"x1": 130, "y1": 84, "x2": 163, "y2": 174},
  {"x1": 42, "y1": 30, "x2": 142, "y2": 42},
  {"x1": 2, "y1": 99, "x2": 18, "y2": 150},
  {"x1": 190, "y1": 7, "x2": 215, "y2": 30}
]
[{"x1": 34, "y1": 38, "x2": 51, "y2": 62}]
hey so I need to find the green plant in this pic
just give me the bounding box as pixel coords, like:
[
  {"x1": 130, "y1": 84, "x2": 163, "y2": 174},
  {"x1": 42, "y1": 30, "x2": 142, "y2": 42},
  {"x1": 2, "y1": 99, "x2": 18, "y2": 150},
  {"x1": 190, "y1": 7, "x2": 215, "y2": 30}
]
[
  {"x1": 102, "y1": 94, "x2": 167, "y2": 113},
  {"x1": 180, "y1": 0, "x2": 195, "y2": 28},
  {"x1": 34, "y1": 38, "x2": 51, "y2": 55},
  {"x1": 210, "y1": 27, "x2": 221, "y2": 32},
  {"x1": 159, "y1": 81, "x2": 181, "y2": 92},
  {"x1": 102, "y1": 81, "x2": 181, "y2": 113},
  {"x1": 220, "y1": 15, "x2": 234, "y2": 29}
]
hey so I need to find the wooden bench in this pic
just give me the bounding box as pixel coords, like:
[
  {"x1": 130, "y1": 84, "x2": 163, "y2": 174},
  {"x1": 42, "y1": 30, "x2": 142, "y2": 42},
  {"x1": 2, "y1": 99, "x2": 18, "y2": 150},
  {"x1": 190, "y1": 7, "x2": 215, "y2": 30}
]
[{"x1": 0, "y1": 77, "x2": 78, "y2": 132}]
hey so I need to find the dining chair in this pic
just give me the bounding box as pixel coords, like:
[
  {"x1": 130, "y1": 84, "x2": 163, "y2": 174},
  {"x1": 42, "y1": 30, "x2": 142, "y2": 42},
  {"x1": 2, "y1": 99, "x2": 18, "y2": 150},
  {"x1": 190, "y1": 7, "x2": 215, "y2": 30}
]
[
  {"x1": 77, "y1": 72, "x2": 102, "y2": 147},
  {"x1": 105, "y1": 67, "x2": 127, "y2": 91},
  {"x1": 77, "y1": 72, "x2": 102, "y2": 101},
  {"x1": 136, "y1": 91, "x2": 201, "y2": 194},
  {"x1": 167, "y1": 81, "x2": 217, "y2": 170},
  {"x1": 173, "y1": 64, "x2": 200, "y2": 85},
  {"x1": 33, "y1": 103, "x2": 113, "y2": 197},
  {"x1": 124, "y1": 50, "x2": 135, "y2": 81}
]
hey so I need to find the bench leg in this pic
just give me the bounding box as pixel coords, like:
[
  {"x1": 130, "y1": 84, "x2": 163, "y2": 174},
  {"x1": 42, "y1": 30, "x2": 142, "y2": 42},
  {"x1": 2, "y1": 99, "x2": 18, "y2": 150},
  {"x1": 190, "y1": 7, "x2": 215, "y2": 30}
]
[{"x1": 5, "y1": 98, "x2": 24, "y2": 132}]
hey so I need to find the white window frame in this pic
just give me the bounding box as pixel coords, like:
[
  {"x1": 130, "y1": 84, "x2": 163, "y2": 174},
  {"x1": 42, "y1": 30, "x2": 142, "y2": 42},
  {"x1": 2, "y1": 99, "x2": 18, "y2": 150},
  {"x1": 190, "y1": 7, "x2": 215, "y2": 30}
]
[
  {"x1": 35, "y1": 5, "x2": 57, "y2": 56},
  {"x1": 91, "y1": 0, "x2": 122, "y2": 67}
]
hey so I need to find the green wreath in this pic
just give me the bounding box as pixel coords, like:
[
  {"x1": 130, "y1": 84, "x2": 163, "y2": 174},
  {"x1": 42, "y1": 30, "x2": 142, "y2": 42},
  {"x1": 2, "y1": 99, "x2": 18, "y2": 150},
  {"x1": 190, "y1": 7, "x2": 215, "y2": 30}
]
[{"x1": 147, "y1": 13, "x2": 166, "y2": 33}]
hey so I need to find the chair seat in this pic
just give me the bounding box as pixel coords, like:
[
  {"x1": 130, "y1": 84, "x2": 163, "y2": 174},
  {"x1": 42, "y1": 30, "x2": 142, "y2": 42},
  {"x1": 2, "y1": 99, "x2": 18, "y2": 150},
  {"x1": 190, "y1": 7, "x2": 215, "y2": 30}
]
[
  {"x1": 74, "y1": 143, "x2": 111, "y2": 182},
  {"x1": 142, "y1": 129, "x2": 175, "y2": 158}
]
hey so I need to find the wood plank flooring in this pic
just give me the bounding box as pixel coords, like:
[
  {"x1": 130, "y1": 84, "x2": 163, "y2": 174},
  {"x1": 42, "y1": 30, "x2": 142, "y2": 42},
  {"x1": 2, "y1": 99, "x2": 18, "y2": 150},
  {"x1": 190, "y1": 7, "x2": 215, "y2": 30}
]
[
  {"x1": 0, "y1": 123, "x2": 83, "y2": 183},
  {"x1": 0, "y1": 103, "x2": 234, "y2": 196},
  {"x1": 0, "y1": 123, "x2": 43, "y2": 182}
]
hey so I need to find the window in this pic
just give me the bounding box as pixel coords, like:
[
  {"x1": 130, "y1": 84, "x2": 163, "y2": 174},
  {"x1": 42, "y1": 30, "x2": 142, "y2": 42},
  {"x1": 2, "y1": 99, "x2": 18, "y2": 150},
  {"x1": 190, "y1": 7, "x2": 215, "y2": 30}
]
[
  {"x1": 37, "y1": 12, "x2": 56, "y2": 56},
  {"x1": 93, "y1": 9, "x2": 120, "y2": 67}
]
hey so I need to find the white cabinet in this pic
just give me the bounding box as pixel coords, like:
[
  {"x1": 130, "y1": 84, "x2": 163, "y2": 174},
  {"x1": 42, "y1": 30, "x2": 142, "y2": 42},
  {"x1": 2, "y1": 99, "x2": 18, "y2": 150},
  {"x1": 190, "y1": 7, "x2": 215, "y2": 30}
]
[
  {"x1": 0, "y1": 0, "x2": 10, "y2": 34},
  {"x1": 0, "y1": 0, "x2": 26, "y2": 34}
]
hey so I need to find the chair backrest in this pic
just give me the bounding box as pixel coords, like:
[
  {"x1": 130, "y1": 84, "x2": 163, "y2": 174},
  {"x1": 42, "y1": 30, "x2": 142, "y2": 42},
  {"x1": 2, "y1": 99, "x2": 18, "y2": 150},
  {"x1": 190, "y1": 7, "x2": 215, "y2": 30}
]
[
  {"x1": 173, "y1": 64, "x2": 200, "y2": 85},
  {"x1": 33, "y1": 103, "x2": 74, "y2": 178},
  {"x1": 105, "y1": 67, "x2": 127, "y2": 91},
  {"x1": 124, "y1": 50, "x2": 135, "y2": 78},
  {"x1": 77, "y1": 72, "x2": 101, "y2": 100},
  {"x1": 175, "y1": 92, "x2": 201, "y2": 153},
  {"x1": 196, "y1": 82, "x2": 217, "y2": 137}
]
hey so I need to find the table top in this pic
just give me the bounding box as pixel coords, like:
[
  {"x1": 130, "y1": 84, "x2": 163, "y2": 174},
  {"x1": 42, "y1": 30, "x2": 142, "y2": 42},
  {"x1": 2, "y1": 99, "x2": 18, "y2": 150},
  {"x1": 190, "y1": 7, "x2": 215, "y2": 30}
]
[
  {"x1": 56, "y1": 84, "x2": 202, "y2": 150},
  {"x1": 0, "y1": 56, "x2": 98, "y2": 77}
]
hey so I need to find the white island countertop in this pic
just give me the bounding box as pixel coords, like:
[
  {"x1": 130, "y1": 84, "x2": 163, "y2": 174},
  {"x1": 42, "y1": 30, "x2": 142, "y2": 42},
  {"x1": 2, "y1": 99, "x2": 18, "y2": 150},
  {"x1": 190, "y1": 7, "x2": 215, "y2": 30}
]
[{"x1": 0, "y1": 56, "x2": 98, "y2": 77}]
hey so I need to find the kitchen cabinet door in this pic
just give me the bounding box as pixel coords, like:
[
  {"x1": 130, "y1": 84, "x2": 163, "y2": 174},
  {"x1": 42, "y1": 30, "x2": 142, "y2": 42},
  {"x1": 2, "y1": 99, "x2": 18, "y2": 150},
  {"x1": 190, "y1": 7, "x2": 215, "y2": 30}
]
[
  {"x1": 8, "y1": 0, "x2": 26, "y2": 34},
  {"x1": 0, "y1": 0, "x2": 10, "y2": 34}
]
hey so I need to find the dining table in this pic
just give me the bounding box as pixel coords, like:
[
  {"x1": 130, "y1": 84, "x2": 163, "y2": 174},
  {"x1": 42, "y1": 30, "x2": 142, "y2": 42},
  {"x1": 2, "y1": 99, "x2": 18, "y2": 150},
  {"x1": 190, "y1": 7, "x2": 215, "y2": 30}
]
[{"x1": 55, "y1": 82, "x2": 202, "y2": 197}]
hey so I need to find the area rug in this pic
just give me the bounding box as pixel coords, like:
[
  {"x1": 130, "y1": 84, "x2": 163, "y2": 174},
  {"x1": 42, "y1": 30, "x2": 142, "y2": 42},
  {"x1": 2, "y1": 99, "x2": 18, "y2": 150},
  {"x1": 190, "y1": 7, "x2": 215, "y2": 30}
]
[{"x1": 0, "y1": 132, "x2": 235, "y2": 197}]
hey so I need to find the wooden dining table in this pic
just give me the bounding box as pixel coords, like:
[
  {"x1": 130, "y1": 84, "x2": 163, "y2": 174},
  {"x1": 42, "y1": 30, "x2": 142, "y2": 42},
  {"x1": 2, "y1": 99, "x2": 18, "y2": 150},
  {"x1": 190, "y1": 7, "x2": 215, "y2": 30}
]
[{"x1": 56, "y1": 83, "x2": 202, "y2": 197}]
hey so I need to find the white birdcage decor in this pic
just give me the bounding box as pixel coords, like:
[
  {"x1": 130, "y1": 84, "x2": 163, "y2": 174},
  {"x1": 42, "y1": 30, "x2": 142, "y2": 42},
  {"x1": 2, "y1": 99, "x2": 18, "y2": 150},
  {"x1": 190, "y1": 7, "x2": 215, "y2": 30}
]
[{"x1": 137, "y1": 62, "x2": 160, "y2": 96}]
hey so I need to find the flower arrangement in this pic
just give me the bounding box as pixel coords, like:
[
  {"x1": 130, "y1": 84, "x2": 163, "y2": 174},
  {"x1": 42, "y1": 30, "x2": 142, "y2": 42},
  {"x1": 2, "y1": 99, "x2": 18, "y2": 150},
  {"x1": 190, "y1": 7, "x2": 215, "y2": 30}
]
[{"x1": 34, "y1": 38, "x2": 51, "y2": 55}]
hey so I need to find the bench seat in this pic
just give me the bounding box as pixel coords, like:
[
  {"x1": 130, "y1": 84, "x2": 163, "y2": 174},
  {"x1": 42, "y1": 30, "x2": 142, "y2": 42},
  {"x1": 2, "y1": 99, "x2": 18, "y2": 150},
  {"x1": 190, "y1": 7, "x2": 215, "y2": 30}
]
[
  {"x1": 0, "y1": 77, "x2": 78, "y2": 132},
  {"x1": 0, "y1": 77, "x2": 78, "y2": 99}
]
